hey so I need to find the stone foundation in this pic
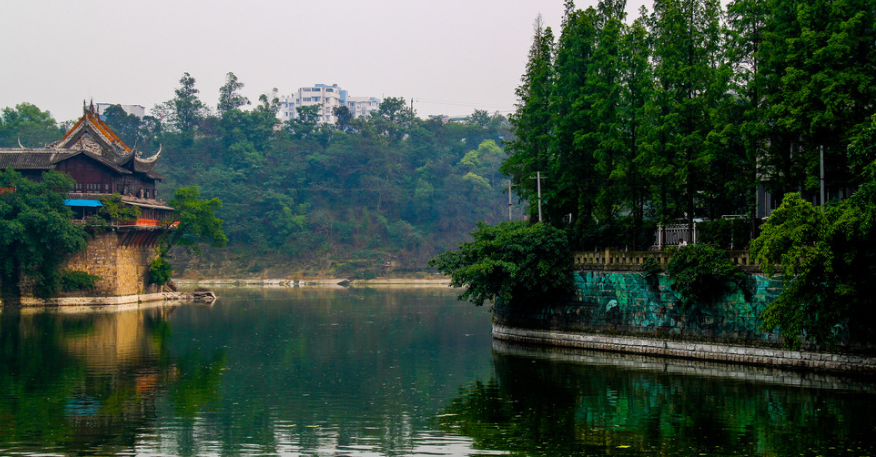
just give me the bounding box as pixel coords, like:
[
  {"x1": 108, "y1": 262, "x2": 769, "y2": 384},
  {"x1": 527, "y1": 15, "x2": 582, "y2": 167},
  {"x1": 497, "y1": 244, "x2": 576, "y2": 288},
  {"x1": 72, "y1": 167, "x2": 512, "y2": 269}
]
[
  {"x1": 62, "y1": 229, "x2": 162, "y2": 297},
  {"x1": 1, "y1": 229, "x2": 164, "y2": 306}
]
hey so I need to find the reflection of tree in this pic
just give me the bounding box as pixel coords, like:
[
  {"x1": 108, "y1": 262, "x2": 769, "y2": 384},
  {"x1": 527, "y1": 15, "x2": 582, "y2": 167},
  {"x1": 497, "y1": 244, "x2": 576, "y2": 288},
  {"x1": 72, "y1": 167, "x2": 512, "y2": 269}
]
[
  {"x1": 437, "y1": 350, "x2": 876, "y2": 456},
  {"x1": 156, "y1": 287, "x2": 495, "y2": 456}
]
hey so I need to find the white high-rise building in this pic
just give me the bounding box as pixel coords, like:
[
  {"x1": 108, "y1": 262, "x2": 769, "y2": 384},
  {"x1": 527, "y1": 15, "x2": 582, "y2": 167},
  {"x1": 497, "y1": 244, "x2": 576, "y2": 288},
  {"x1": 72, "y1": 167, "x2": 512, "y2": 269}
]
[{"x1": 279, "y1": 84, "x2": 381, "y2": 125}]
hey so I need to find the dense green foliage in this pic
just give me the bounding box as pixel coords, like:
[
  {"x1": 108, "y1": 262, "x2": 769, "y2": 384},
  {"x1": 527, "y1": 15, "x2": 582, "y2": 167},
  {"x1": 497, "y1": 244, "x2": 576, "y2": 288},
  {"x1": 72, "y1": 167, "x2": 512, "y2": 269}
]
[
  {"x1": 0, "y1": 103, "x2": 65, "y2": 148},
  {"x1": 150, "y1": 186, "x2": 228, "y2": 285},
  {"x1": 90, "y1": 76, "x2": 511, "y2": 277},
  {"x1": 697, "y1": 218, "x2": 755, "y2": 249},
  {"x1": 0, "y1": 94, "x2": 512, "y2": 278},
  {"x1": 148, "y1": 255, "x2": 174, "y2": 286},
  {"x1": 0, "y1": 170, "x2": 88, "y2": 300},
  {"x1": 161, "y1": 186, "x2": 227, "y2": 257},
  {"x1": 428, "y1": 222, "x2": 575, "y2": 308},
  {"x1": 88, "y1": 194, "x2": 140, "y2": 228},
  {"x1": 751, "y1": 184, "x2": 876, "y2": 348},
  {"x1": 666, "y1": 244, "x2": 742, "y2": 311},
  {"x1": 507, "y1": 0, "x2": 876, "y2": 249},
  {"x1": 58, "y1": 269, "x2": 101, "y2": 292}
]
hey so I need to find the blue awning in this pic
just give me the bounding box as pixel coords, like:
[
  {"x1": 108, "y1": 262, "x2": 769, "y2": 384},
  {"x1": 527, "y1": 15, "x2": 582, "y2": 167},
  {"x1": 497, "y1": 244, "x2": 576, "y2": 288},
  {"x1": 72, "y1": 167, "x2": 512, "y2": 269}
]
[{"x1": 65, "y1": 199, "x2": 103, "y2": 207}]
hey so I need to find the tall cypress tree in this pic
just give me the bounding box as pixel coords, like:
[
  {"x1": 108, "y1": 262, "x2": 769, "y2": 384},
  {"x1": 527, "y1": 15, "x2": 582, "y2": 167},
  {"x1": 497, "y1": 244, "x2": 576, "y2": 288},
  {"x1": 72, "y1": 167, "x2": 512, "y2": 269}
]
[
  {"x1": 646, "y1": 0, "x2": 726, "y2": 241},
  {"x1": 549, "y1": 4, "x2": 599, "y2": 234},
  {"x1": 723, "y1": 0, "x2": 769, "y2": 232},
  {"x1": 503, "y1": 15, "x2": 555, "y2": 220},
  {"x1": 618, "y1": 14, "x2": 655, "y2": 248},
  {"x1": 766, "y1": 0, "x2": 876, "y2": 196},
  {"x1": 587, "y1": 0, "x2": 628, "y2": 226}
]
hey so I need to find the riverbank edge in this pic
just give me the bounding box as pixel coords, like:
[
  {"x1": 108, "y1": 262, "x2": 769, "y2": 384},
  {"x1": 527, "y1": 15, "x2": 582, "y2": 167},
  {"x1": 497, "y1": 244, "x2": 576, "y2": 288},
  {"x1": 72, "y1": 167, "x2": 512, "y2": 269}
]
[
  {"x1": 1, "y1": 292, "x2": 168, "y2": 307},
  {"x1": 173, "y1": 278, "x2": 451, "y2": 287},
  {"x1": 492, "y1": 339, "x2": 876, "y2": 391},
  {"x1": 1, "y1": 279, "x2": 451, "y2": 307},
  {"x1": 492, "y1": 323, "x2": 876, "y2": 374}
]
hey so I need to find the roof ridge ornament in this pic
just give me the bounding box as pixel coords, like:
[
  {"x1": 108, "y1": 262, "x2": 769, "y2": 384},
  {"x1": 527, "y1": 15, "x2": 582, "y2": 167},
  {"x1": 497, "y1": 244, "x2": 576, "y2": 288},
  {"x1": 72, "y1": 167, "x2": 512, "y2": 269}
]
[{"x1": 139, "y1": 144, "x2": 162, "y2": 163}]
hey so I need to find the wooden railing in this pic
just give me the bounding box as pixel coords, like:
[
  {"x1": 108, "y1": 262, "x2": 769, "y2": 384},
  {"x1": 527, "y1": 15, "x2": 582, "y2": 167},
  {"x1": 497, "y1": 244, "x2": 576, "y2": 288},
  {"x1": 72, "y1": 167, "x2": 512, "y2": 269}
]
[{"x1": 573, "y1": 248, "x2": 757, "y2": 270}]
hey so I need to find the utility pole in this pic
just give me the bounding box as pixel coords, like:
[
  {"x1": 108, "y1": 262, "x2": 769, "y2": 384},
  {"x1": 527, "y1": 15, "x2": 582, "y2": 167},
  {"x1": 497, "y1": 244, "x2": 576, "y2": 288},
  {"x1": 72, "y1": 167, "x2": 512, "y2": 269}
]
[
  {"x1": 531, "y1": 171, "x2": 546, "y2": 222},
  {"x1": 507, "y1": 178, "x2": 516, "y2": 221}
]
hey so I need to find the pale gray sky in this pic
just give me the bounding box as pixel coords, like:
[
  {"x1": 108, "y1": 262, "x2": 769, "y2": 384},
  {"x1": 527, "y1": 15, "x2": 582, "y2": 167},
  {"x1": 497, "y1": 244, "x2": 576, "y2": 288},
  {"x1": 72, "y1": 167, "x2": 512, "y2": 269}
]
[{"x1": 1, "y1": 0, "x2": 651, "y2": 123}]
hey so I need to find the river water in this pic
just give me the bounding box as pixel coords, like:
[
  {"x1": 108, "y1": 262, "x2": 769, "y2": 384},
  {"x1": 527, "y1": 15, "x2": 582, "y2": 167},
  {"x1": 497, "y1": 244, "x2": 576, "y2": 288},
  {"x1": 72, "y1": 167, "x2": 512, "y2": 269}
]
[{"x1": 1, "y1": 287, "x2": 874, "y2": 456}]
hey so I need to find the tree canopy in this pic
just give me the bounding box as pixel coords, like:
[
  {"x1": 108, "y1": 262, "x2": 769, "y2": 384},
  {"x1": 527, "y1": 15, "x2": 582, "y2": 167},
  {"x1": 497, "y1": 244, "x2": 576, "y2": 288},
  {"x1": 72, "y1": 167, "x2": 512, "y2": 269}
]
[
  {"x1": 751, "y1": 181, "x2": 876, "y2": 348},
  {"x1": 504, "y1": 0, "x2": 876, "y2": 250},
  {"x1": 0, "y1": 103, "x2": 65, "y2": 149},
  {"x1": 150, "y1": 186, "x2": 228, "y2": 285},
  {"x1": 0, "y1": 169, "x2": 88, "y2": 301},
  {"x1": 428, "y1": 222, "x2": 575, "y2": 308}
]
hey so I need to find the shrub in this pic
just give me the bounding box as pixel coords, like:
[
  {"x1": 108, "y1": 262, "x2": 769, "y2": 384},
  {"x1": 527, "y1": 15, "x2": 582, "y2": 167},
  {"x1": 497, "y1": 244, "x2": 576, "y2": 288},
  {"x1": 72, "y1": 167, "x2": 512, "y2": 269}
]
[
  {"x1": 59, "y1": 269, "x2": 101, "y2": 292},
  {"x1": 149, "y1": 255, "x2": 174, "y2": 285},
  {"x1": 428, "y1": 221, "x2": 575, "y2": 308},
  {"x1": 666, "y1": 244, "x2": 742, "y2": 311}
]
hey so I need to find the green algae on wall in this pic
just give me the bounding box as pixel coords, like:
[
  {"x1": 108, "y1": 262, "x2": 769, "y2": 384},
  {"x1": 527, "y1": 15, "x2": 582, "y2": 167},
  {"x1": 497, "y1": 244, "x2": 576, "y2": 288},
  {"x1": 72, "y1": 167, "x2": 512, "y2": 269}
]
[{"x1": 494, "y1": 271, "x2": 784, "y2": 343}]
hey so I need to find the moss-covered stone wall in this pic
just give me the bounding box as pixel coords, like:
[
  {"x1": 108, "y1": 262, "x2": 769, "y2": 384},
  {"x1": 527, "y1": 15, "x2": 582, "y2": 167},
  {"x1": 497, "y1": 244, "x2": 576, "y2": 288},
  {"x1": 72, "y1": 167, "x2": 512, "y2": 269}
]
[{"x1": 494, "y1": 270, "x2": 784, "y2": 344}]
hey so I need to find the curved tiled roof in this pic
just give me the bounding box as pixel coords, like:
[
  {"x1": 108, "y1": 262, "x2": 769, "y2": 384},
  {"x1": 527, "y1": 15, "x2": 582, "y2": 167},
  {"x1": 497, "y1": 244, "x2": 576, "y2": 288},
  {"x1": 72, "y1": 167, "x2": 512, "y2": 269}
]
[
  {"x1": 0, "y1": 149, "x2": 61, "y2": 169},
  {"x1": 1, "y1": 106, "x2": 164, "y2": 181}
]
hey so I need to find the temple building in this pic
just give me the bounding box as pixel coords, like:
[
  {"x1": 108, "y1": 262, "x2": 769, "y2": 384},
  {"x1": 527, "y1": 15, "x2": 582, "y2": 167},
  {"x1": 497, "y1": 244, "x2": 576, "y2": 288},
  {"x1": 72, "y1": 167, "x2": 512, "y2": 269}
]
[{"x1": 0, "y1": 104, "x2": 175, "y2": 303}]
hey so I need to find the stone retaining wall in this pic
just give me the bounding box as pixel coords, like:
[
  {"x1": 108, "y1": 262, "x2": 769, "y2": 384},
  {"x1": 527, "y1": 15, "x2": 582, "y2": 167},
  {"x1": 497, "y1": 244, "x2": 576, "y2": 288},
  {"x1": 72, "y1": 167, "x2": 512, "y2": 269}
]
[
  {"x1": 2, "y1": 229, "x2": 162, "y2": 306},
  {"x1": 63, "y1": 230, "x2": 160, "y2": 297},
  {"x1": 495, "y1": 271, "x2": 784, "y2": 342},
  {"x1": 492, "y1": 324, "x2": 876, "y2": 374},
  {"x1": 491, "y1": 270, "x2": 876, "y2": 373}
]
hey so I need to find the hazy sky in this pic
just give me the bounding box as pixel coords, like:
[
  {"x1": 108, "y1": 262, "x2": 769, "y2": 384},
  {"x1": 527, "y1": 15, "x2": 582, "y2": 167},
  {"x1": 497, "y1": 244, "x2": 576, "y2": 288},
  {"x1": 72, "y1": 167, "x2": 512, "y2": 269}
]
[{"x1": 2, "y1": 0, "x2": 651, "y2": 123}]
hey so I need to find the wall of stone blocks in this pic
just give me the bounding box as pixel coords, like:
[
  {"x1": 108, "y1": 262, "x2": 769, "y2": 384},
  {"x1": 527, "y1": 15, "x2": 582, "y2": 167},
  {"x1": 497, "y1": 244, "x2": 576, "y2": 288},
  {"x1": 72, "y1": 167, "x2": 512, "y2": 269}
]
[
  {"x1": 494, "y1": 270, "x2": 785, "y2": 344},
  {"x1": 63, "y1": 230, "x2": 159, "y2": 297}
]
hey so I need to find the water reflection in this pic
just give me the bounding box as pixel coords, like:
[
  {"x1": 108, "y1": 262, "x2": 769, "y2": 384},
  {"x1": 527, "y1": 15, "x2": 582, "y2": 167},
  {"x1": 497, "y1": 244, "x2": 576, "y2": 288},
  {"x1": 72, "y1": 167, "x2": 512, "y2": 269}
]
[
  {"x1": 0, "y1": 304, "x2": 199, "y2": 456},
  {"x1": 437, "y1": 341, "x2": 876, "y2": 456},
  {"x1": 0, "y1": 288, "x2": 497, "y2": 456},
  {"x1": 3, "y1": 289, "x2": 876, "y2": 456}
]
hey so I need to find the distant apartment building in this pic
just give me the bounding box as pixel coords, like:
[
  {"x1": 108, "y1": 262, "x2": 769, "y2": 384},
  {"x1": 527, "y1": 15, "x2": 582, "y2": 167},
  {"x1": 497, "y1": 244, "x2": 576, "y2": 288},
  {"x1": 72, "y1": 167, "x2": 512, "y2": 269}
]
[
  {"x1": 95, "y1": 103, "x2": 146, "y2": 118},
  {"x1": 279, "y1": 84, "x2": 381, "y2": 125}
]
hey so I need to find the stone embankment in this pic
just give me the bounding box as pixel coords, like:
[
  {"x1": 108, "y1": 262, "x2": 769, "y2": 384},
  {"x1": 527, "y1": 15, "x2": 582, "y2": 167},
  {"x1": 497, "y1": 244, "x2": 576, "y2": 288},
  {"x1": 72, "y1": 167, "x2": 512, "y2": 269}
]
[
  {"x1": 493, "y1": 324, "x2": 876, "y2": 374},
  {"x1": 174, "y1": 278, "x2": 451, "y2": 288},
  {"x1": 492, "y1": 266, "x2": 876, "y2": 374}
]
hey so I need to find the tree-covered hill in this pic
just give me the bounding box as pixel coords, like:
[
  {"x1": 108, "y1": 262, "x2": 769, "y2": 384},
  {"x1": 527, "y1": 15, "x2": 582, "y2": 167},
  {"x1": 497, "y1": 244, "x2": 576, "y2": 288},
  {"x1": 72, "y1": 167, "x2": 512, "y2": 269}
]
[
  {"x1": 152, "y1": 79, "x2": 515, "y2": 277},
  {"x1": 1, "y1": 89, "x2": 516, "y2": 278}
]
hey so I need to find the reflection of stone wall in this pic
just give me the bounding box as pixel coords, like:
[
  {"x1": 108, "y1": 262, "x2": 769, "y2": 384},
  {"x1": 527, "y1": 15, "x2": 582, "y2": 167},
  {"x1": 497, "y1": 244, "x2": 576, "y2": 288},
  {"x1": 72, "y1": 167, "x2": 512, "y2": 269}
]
[
  {"x1": 63, "y1": 230, "x2": 160, "y2": 297},
  {"x1": 495, "y1": 271, "x2": 783, "y2": 342},
  {"x1": 62, "y1": 309, "x2": 155, "y2": 373}
]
